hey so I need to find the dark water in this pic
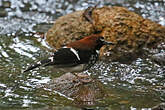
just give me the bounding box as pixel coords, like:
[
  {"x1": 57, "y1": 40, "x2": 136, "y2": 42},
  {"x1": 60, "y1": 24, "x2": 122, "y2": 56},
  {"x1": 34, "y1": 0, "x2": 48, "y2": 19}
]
[{"x1": 0, "y1": 0, "x2": 165, "y2": 110}]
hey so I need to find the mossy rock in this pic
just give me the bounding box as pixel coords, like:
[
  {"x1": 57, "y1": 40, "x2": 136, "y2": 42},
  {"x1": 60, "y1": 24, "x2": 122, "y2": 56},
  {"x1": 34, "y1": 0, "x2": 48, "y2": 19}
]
[{"x1": 46, "y1": 6, "x2": 165, "y2": 63}]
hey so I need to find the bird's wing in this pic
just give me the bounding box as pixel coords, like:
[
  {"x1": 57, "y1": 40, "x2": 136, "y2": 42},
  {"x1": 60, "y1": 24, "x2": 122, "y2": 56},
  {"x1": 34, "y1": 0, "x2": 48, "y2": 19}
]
[{"x1": 52, "y1": 47, "x2": 81, "y2": 67}]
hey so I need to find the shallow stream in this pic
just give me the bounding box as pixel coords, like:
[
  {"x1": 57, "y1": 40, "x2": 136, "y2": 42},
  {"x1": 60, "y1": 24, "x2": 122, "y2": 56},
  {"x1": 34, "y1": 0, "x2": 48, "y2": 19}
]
[{"x1": 0, "y1": 0, "x2": 164, "y2": 110}]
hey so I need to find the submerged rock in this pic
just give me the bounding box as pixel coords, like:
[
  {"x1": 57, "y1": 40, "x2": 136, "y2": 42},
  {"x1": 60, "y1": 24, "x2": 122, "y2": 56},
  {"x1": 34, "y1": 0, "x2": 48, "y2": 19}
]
[
  {"x1": 46, "y1": 6, "x2": 165, "y2": 63},
  {"x1": 46, "y1": 73, "x2": 107, "y2": 106}
]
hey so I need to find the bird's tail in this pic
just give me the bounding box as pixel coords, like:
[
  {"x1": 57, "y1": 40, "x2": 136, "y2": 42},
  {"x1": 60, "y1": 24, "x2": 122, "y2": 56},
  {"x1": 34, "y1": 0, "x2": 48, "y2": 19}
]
[{"x1": 24, "y1": 57, "x2": 53, "y2": 72}]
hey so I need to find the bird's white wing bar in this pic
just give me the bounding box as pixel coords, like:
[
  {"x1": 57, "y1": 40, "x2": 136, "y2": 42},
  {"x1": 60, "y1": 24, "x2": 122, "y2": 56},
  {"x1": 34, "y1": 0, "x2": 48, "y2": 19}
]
[
  {"x1": 70, "y1": 48, "x2": 81, "y2": 60},
  {"x1": 37, "y1": 61, "x2": 41, "y2": 65},
  {"x1": 48, "y1": 56, "x2": 54, "y2": 62},
  {"x1": 62, "y1": 46, "x2": 80, "y2": 61},
  {"x1": 96, "y1": 50, "x2": 99, "y2": 54}
]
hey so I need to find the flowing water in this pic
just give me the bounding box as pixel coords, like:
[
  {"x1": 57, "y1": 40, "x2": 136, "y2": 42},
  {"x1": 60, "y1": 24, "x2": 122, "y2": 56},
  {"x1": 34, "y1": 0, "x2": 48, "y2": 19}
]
[{"x1": 0, "y1": 0, "x2": 165, "y2": 110}]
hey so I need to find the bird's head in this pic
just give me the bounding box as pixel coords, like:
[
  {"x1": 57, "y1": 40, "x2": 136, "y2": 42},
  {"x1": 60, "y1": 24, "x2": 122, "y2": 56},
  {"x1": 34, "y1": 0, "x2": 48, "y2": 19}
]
[
  {"x1": 93, "y1": 35, "x2": 114, "y2": 50},
  {"x1": 67, "y1": 34, "x2": 114, "y2": 50}
]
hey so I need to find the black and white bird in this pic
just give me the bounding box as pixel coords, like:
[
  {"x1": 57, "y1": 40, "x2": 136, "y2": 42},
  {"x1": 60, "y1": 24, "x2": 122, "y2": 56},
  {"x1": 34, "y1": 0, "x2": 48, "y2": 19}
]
[{"x1": 24, "y1": 34, "x2": 114, "y2": 73}]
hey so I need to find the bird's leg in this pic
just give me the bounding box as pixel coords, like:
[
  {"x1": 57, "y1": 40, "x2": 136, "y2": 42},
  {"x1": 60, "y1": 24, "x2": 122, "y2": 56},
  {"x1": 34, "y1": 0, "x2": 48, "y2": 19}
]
[{"x1": 73, "y1": 73, "x2": 92, "y2": 83}]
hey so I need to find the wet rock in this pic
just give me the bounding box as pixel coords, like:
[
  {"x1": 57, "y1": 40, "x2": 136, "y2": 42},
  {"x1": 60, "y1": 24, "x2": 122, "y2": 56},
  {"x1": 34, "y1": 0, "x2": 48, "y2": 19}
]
[
  {"x1": 2, "y1": 1, "x2": 11, "y2": 8},
  {"x1": 151, "y1": 53, "x2": 165, "y2": 66},
  {"x1": 0, "y1": 8, "x2": 7, "y2": 17},
  {"x1": 0, "y1": 1, "x2": 10, "y2": 17},
  {"x1": 146, "y1": 42, "x2": 165, "y2": 66},
  {"x1": 46, "y1": 6, "x2": 165, "y2": 63},
  {"x1": 46, "y1": 73, "x2": 107, "y2": 106},
  {"x1": 152, "y1": 103, "x2": 165, "y2": 110}
]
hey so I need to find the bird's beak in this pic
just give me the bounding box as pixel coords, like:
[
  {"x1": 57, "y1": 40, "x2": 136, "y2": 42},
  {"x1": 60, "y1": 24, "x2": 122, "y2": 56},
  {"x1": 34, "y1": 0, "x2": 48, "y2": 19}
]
[{"x1": 103, "y1": 40, "x2": 115, "y2": 45}]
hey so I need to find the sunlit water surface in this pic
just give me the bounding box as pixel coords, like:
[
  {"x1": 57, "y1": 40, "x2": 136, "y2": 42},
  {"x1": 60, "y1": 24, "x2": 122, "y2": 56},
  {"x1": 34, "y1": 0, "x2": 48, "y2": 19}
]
[{"x1": 0, "y1": 0, "x2": 165, "y2": 110}]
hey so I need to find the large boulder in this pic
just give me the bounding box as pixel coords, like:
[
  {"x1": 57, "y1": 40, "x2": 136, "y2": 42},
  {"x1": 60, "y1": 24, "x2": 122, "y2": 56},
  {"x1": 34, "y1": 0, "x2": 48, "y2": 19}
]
[{"x1": 46, "y1": 6, "x2": 165, "y2": 63}]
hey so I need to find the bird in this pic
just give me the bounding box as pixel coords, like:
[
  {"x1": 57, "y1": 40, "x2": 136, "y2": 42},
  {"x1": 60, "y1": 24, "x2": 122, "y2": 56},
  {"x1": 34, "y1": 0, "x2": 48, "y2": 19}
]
[{"x1": 24, "y1": 34, "x2": 114, "y2": 75}]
